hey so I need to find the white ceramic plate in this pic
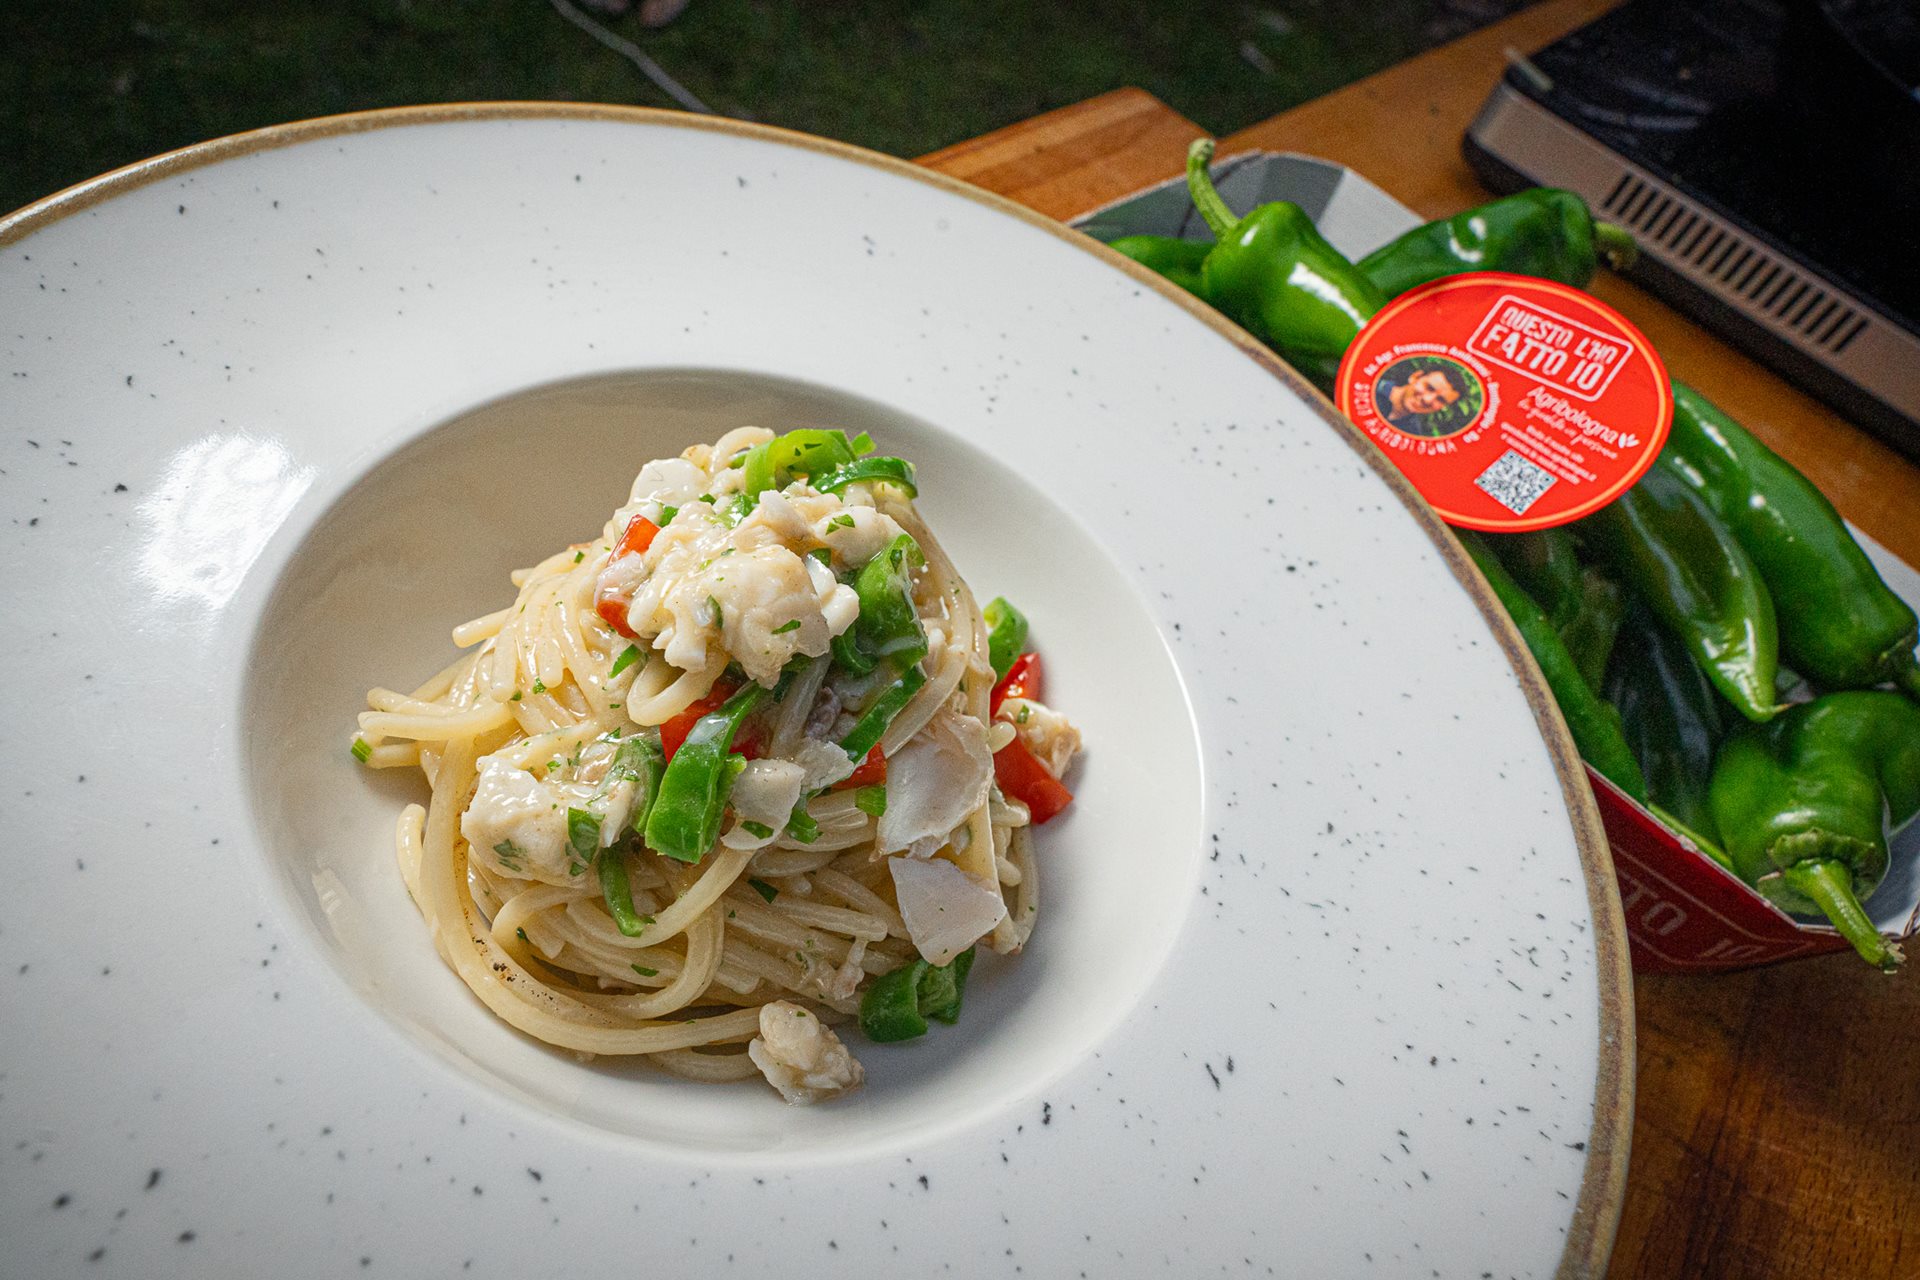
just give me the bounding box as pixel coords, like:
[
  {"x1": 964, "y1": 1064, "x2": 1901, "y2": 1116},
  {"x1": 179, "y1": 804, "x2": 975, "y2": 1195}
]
[{"x1": 0, "y1": 106, "x2": 1630, "y2": 1278}]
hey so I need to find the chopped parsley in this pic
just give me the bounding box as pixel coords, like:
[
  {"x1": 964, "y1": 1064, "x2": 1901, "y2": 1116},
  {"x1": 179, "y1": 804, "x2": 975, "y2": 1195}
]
[
  {"x1": 809, "y1": 547, "x2": 833, "y2": 567},
  {"x1": 854, "y1": 785, "x2": 888, "y2": 817},
  {"x1": 707, "y1": 596, "x2": 724, "y2": 628},
  {"x1": 786, "y1": 806, "x2": 820, "y2": 844},
  {"x1": 772, "y1": 619, "x2": 801, "y2": 635},
  {"x1": 510, "y1": 690, "x2": 523, "y2": 702},
  {"x1": 516, "y1": 927, "x2": 528, "y2": 941},
  {"x1": 531, "y1": 679, "x2": 547, "y2": 695},
  {"x1": 608, "y1": 644, "x2": 641, "y2": 678},
  {"x1": 698, "y1": 494, "x2": 717, "y2": 505},
  {"x1": 1017, "y1": 705, "x2": 1032, "y2": 724},
  {"x1": 741, "y1": 820, "x2": 775, "y2": 840},
  {"x1": 659, "y1": 504, "x2": 679, "y2": 524},
  {"x1": 829, "y1": 513, "x2": 856, "y2": 530},
  {"x1": 573, "y1": 550, "x2": 585, "y2": 563},
  {"x1": 631, "y1": 964, "x2": 659, "y2": 977},
  {"x1": 493, "y1": 839, "x2": 526, "y2": 869},
  {"x1": 748, "y1": 877, "x2": 779, "y2": 903},
  {"x1": 350, "y1": 737, "x2": 372, "y2": 763}
]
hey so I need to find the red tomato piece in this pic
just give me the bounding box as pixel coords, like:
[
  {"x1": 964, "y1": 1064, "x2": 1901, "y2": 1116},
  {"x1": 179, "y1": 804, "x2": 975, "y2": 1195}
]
[
  {"x1": 615, "y1": 515, "x2": 660, "y2": 559},
  {"x1": 991, "y1": 652, "x2": 1042, "y2": 715},
  {"x1": 993, "y1": 734, "x2": 1073, "y2": 824}
]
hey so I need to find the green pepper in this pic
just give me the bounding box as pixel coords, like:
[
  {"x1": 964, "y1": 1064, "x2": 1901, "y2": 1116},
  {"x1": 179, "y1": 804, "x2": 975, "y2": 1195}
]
[
  {"x1": 1557, "y1": 568, "x2": 1625, "y2": 695},
  {"x1": 814, "y1": 455, "x2": 918, "y2": 498},
  {"x1": 858, "y1": 960, "x2": 928, "y2": 1042},
  {"x1": 643, "y1": 683, "x2": 767, "y2": 863},
  {"x1": 914, "y1": 946, "x2": 975, "y2": 1024},
  {"x1": 1709, "y1": 691, "x2": 1920, "y2": 969},
  {"x1": 982, "y1": 597, "x2": 1028, "y2": 680},
  {"x1": 1460, "y1": 532, "x2": 1648, "y2": 800},
  {"x1": 1575, "y1": 463, "x2": 1780, "y2": 722},
  {"x1": 857, "y1": 948, "x2": 978, "y2": 1042},
  {"x1": 1105, "y1": 234, "x2": 1211, "y2": 296},
  {"x1": 1483, "y1": 527, "x2": 1585, "y2": 629},
  {"x1": 1357, "y1": 189, "x2": 1636, "y2": 298},
  {"x1": 1185, "y1": 139, "x2": 1386, "y2": 388},
  {"x1": 840, "y1": 667, "x2": 927, "y2": 761},
  {"x1": 1659, "y1": 382, "x2": 1920, "y2": 698},
  {"x1": 840, "y1": 533, "x2": 930, "y2": 674},
  {"x1": 1604, "y1": 600, "x2": 1728, "y2": 858}
]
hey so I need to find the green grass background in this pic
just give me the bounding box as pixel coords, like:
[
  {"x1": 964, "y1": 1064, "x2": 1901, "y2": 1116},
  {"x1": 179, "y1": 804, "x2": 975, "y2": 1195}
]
[{"x1": 5, "y1": 0, "x2": 1529, "y2": 214}]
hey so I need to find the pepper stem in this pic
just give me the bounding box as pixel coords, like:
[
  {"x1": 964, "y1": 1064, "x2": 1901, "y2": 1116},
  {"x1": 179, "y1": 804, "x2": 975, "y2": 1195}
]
[
  {"x1": 1594, "y1": 222, "x2": 1639, "y2": 271},
  {"x1": 1780, "y1": 859, "x2": 1902, "y2": 971},
  {"x1": 1185, "y1": 138, "x2": 1239, "y2": 240}
]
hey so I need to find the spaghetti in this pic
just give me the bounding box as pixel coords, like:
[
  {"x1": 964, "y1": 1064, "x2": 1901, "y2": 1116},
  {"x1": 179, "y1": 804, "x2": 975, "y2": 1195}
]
[{"x1": 354, "y1": 427, "x2": 1080, "y2": 1102}]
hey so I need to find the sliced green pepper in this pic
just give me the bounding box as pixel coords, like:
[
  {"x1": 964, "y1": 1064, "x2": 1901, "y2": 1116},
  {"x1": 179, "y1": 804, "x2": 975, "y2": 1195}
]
[
  {"x1": 915, "y1": 947, "x2": 976, "y2": 1024},
  {"x1": 1461, "y1": 532, "x2": 1648, "y2": 801},
  {"x1": 982, "y1": 596, "x2": 1029, "y2": 680},
  {"x1": 1709, "y1": 691, "x2": 1920, "y2": 969},
  {"x1": 1661, "y1": 382, "x2": 1920, "y2": 698},
  {"x1": 598, "y1": 843, "x2": 651, "y2": 937},
  {"x1": 1186, "y1": 139, "x2": 1386, "y2": 388},
  {"x1": 1576, "y1": 463, "x2": 1781, "y2": 722},
  {"x1": 815, "y1": 455, "x2": 918, "y2": 498},
  {"x1": 858, "y1": 960, "x2": 929, "y2": 1042},
  {"x1": 837, "y1": 534, "x2": 929, "y2": 675},
  {"x1": 643, "y1": 683, "x2": 767, "y2": 863},
  {"x1": 840, "y1": 667, "x2": 927, "y2": 761},
  {"x1": 1356, "y1": 188, "x2": 1636, "y2": 298}
]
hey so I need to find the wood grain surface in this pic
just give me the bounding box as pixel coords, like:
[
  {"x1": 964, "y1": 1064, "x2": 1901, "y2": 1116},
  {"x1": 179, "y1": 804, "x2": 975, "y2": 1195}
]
[{"x1": 918, "y1": 3, "x2": 1920, "y2": 1276}]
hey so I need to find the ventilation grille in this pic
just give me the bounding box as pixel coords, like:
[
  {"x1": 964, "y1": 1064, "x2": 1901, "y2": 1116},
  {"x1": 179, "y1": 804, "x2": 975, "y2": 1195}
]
[{"x1": 1600, "y1": 173, "x2": 1871, "y2": 355}]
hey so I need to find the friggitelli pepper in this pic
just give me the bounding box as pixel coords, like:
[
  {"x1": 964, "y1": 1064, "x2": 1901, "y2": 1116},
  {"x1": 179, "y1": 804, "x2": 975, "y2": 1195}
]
[
  {"x1": 1185, "y1": 139, "x2": 1386, "y2": 388},
  {"x1": 1105, "y1": 234, "x2": 1211, "y2": 296},
  {"x1": 1460, "y1": 532, "x2": 1647, "y2": 801},
  {"x1": 1558, "y1": 568, "x2": 1625, "y2": 696},
  {"x1": 1575, "y1": 463, "x2": 1781, "y2": 722},
  {"x1": 1659, "y1": 381, "x2": 1920, "y2": 698},
  {"x1": 1603, "y1": 600, "x2": 1728, "y2": 861},
  {"x1": 1357, "y1": 189, "x2": 1636, "y2": 298},
  {"x1": 1709, "y1": 691, "x2": 1920, "y2": 969},
  {"x1": 1483, "y1": 527, "x2": 1584, "y2": 629}
]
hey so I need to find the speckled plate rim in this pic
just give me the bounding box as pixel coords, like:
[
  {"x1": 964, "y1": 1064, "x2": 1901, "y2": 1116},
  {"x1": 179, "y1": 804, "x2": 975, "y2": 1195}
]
[{"x1": 1, "y1": 101, "x2": 1634, "y2": 1277}]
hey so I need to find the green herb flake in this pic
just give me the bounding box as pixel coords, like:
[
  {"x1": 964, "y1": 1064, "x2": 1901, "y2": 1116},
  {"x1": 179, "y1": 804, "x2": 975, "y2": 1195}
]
[
  {"x1": 510, "y1": 690, "x2": 523, "y2": 702},
  {"x1": 829, "y1": 514, "x2": 856, "y2": 530},
  {"x1": 573, "y1": 550, "x2": 585, "y2": 563},
  {"x1": 532, "y1": 679, "x2": 547, "y2": 695},
  {"x1": 516, "y1": 927, "x2": 528, "y2": 941},
  {"x1": 708, "y1": 596, "x2": 724, "y2": 628},
  {"x1": 609, "y1": 644, "x2": 641, "y2": 678},
  {"x1": 741, "y1": 820, "x2": 775, "y2": 840},
  {"x1": 854, "y1": 785, "x2": 888, "y2": 817},
  {"x1": 772, "y1": 619, "x2": 802, "y2": 635},
  {"x1": 809, "y1": 547, "x2": 833, "y2": 567},
  {"x1": 631, "y1": 964, "x2": 659, "y2": 977},
  {"x1": 698, "y1": 494, "x2": 717, "y2": 504},
  {"x1": 350, "y1": 737, "x2": 372, "y2": 763},
  {"x1": 659, "y1": 504, "x2": 679, "y2": 524},
  {"x1": 748, "y1": 877, "x2": 779, "y2": 903},
  {"x1": 493, "y1": 839, "x2": 525, "y2": 868}
]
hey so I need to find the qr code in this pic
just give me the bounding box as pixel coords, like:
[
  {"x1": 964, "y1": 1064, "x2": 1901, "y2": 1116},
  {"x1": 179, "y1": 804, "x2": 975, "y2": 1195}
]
[{"x1": 1474, "y1": 450, "x2": 1557, "y2": 515}]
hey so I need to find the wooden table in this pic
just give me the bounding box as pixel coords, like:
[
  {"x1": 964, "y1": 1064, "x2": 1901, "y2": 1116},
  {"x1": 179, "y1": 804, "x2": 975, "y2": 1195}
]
[{"x1": 919, "y1": 2, "x2": 1920, "y2": 1276}]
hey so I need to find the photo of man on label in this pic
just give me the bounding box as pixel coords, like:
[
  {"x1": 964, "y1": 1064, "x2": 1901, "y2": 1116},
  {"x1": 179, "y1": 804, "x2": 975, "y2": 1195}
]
[{"x1": 1374, "y1": 356, "x2": 1483, "y2": 439}]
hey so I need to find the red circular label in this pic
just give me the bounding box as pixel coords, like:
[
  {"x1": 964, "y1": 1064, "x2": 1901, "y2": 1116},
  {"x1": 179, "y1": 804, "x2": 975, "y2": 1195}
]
[{"x1": 1335, "y1": 273, "x2": 1671, "y2": 532}]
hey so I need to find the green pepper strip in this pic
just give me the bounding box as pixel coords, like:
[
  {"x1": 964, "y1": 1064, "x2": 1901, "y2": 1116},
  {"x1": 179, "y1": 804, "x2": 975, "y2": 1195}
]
[
  {"x1": 859, "y1": 961, "x2": 928, "y2": 1041},
  {"x1": 736, "y1": 428, "x2": 863, "y2": 509},
  {"x1": 814, "y1": 455, "x2": 918, "y2": 498},
  {"x1": 857, "y1": 948, "x2": 977, "y2": 1042},
  {"x1": 1709, "y1": 691, "x2": 1920, "y2": 969},
  {"x1": 643, "y1": 683, "x2": 768, "y2": 863},
  {"x1": 1660, "y1": 382, "x2": 1920, "y2": 698},
  {"x1": 1461, "y1": 532, "x2": 1648, "y2": 801},
  {"x1": 843, "y1": 534, "x2": 930, "y2": 672},
  {"x1": 982, "y1": 596, "x2": 1029, "y2": 681},
  {"x1": 1575, "y1": 463, "x2": 1781, "y2": 722},
  {"x1": 1356, "y1": 188, "x2": 1635, "y2": 299},
  {"x1": 1105, "y1": 234, "x2": 1212, "y2": 296},
  {"x1": 916, "y1": 947, "x2": 975, "y2": 1024},
  {"x1": 1603, "y1": 600, "x2": 1727, "y2": 855},
  {"x1": 1186, "y1": 138, "x2": 1386, "y2": 389},
  {"x1": 840, "y1": 667, "x2": 927, "y2": 762}
]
